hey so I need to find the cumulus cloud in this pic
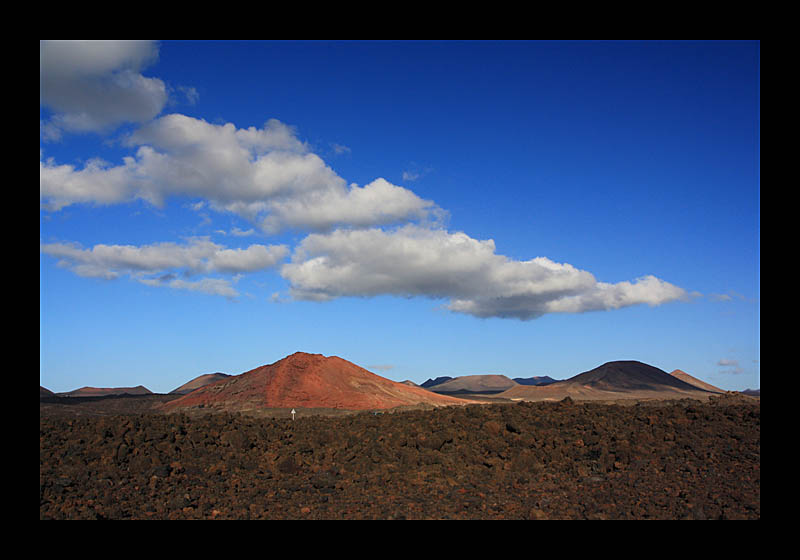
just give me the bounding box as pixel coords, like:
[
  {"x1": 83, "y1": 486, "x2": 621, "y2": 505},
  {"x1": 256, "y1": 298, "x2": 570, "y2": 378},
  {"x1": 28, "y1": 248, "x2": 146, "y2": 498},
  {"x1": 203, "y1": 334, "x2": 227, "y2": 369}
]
[
  {"x1": 40, "y1": 238, "x2": 288, "y2": 297},
  {"x1": 40, "y1": 114, "x2": 443, "y2": 233},
  {"x1": 259, "y1": 177, "x2": 444, "y2": 234},
  {"x1": 40, "y1": 156, "x2": 139, "y2": 211},
  {"x1": 281, "y1": 225, "x2": 689, "y2": 320},
  {"x1": 40, "y1": 40, "x2": 167, "y2": 136},
  {"x1": 39, "y1": 43, "x2": 692, "y2": 318}
]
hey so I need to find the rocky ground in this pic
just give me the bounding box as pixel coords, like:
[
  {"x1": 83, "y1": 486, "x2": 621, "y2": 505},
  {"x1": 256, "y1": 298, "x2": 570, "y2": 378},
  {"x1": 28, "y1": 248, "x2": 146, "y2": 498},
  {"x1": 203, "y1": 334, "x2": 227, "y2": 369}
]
[{"x1": 39, "y1": 394, "x2": 760, "y2": 520}]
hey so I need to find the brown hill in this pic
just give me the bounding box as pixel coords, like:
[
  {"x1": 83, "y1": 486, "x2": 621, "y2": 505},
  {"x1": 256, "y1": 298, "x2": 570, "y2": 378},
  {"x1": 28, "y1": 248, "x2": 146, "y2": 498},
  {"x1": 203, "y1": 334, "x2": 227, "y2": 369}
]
[
  {"x1": 160, "y1": 352, "x2": 470, "y2": 413},
  {"x1": 428, "y1": 374, "x2": 518, "y2": 394},
  {"x1": 170, "y1": 373, "x2": 231, "y2": 394},
  {"x1": 499, "y1": 361, "x2": 720, "y2": 402},
  {"x1": 40, "y1": 386, "x2": 54, "y2": 397},
  {"x1": 668, "y1": 369, "x2": 724, "y2": 394},
  {"x1": 56, "y1": 385, "x2": 153, "y2": 397}
]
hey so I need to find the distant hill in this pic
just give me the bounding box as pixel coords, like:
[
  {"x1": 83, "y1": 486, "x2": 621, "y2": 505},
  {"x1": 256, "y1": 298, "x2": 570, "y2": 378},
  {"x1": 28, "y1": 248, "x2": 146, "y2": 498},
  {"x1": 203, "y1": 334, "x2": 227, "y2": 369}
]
[
  {"x1": 170, "y1": 373, "x2": 231, "y2": 394},
  {"x1": 423, "y1": 374, "x2": 557, "y2": 390},
  {"x1": 427, "y1": 374, "x2": 518, "y2": 394},
  {"x1": 499, "y1": 361, "x2": 722, "y2": 402},
  {"x1": 513, "y1": 376, "x2": 558, "y2": 386},
  {"x1": 668, "y1": 369, "x2": 725, "y2": 393},
  {"x1": 40, "y1": 386, "x2": 54, "y2": 397},
  {"x1": 741, "y1": 388, "x2": 760, "y2": 397},
  {"x1": 56, "y1": 385, "x2": 153, "y2": 397}
]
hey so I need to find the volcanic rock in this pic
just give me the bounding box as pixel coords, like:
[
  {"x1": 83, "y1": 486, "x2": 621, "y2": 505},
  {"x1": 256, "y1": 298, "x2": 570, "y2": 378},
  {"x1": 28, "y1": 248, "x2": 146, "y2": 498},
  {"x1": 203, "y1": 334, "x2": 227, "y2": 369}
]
[{"x1": 40, "y1": 398, "x2": 760, "y2": 520}]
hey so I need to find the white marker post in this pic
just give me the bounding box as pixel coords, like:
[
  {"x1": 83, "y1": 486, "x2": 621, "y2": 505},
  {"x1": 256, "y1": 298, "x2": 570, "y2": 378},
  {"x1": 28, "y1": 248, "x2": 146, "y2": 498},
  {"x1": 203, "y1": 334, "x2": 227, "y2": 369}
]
[{"x1": 291, "y1": 408, "x2": 296, "y2": 421}]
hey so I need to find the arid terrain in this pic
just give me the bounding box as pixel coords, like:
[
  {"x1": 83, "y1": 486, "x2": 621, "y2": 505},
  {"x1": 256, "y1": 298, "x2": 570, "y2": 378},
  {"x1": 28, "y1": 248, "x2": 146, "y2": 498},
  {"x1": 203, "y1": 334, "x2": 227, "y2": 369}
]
[{"x1": 40, "y1": 353, "x2": 760, "y2": 520}]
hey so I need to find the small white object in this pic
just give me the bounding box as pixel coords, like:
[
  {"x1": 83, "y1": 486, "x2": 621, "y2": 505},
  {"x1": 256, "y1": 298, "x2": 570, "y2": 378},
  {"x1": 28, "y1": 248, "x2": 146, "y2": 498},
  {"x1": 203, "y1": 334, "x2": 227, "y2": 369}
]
[{"x1": 291, "y1": 408, "x2": 296, "y2": 420}]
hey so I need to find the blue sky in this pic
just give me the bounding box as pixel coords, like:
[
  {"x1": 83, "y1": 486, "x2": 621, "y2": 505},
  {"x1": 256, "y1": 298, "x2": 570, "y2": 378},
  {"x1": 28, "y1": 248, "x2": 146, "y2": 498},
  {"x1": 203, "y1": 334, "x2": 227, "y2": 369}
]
[{"x1": 40, "y1": 40, "x2": 760, "y2": 394}]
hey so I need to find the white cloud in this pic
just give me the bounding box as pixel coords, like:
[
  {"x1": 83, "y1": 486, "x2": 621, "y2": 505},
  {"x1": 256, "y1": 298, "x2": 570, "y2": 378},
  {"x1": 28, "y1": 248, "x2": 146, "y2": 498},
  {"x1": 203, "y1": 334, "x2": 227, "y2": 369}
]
[
  {"x1": 175, "y1": 85, "x2": 199, "y2": 105},
  {"x1": 281, "y1": 225, "x2": 690, "y2": 319},
  {"x1": 402, "y1": 163, "x2": 432, "y2": 182},
  {"x1": 259, "y1": 177, "x2": 444, "y2": 234},
  {"x1": 709, "y1": 290, "x2": 754, "y2": 303},
  {"x1": 139, "y1": 275, "x2": 241, "y2": 298},
  {"x1": 209, "y1": 244, "x2": 289, "y2": 273},
  {"x1": 330, "y1": 143, "x2": 351, "y2": 155},
  {"x1": 39, "y1": 43, "x2": 693, "y2": 320},
  {"x1": 40, "y1": 114, "x2": 443, "y2": 233},
  {"x1": 40, "y1": 156, "x2": 139, "y2": 211},
  {"x1": 717, "y1": 358, "x2": 744, "y2": 374},
  {"x1": 40, "y1": 238, "x2": 288, "y2": 297},
  {"x1": 40, "y1": 40, "x2": 167, "y2": 135}
]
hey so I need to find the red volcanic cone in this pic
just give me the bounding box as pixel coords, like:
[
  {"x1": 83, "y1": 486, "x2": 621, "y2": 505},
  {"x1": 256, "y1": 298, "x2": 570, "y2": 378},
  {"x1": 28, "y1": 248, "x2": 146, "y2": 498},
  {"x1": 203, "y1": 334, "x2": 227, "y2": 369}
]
[{"x1": 161, "y1": 352, "x2": 469, "y2": 412}]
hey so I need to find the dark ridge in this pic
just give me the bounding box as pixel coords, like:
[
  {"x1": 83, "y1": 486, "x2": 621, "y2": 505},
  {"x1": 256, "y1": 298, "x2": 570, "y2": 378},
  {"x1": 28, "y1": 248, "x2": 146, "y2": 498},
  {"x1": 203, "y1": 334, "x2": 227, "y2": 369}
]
[{"x1": 420, "y1": 376, "x2": 454, "y2": 388}]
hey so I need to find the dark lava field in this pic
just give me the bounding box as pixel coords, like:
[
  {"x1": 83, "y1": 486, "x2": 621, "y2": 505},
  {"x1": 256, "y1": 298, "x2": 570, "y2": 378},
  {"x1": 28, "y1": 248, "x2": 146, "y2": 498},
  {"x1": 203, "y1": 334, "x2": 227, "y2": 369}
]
[{"x1": 39, "y1": 395, "x2": 760, "y2": 520}]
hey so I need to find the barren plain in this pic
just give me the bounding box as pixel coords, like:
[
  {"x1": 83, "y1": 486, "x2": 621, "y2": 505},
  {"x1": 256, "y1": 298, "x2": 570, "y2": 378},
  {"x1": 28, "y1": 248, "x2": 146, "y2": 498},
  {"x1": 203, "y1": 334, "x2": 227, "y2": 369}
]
[{"x1": 40, "y1": 392, "x2": 759, "y2": 520}]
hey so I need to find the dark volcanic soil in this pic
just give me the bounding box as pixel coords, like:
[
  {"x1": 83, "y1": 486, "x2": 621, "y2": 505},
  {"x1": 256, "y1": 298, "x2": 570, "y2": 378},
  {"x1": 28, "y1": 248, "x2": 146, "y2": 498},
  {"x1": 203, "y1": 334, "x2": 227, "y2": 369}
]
[{"x1": 40, "y1": 395, "x2": 759, "y2": 520}]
